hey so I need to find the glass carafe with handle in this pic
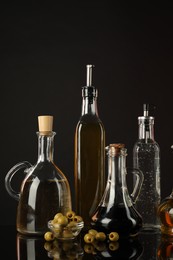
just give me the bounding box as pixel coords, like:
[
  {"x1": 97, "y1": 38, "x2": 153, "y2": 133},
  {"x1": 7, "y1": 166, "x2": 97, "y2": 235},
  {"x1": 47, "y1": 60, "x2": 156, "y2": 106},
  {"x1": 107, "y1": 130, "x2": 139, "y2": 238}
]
[
  {"x1": 91, "y1": 143, "x2": 144, "y2": 238},
  {"x1": 5, "y1": 115, "x2": 72, "y2": 235}
]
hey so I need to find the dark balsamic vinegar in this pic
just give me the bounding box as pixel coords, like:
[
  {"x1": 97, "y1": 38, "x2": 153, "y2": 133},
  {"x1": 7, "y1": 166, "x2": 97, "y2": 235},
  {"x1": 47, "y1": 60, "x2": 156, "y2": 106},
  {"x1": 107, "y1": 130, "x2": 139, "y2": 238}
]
[{"x1": 91, "y1": 205, "x2": 142, "y2": 237}]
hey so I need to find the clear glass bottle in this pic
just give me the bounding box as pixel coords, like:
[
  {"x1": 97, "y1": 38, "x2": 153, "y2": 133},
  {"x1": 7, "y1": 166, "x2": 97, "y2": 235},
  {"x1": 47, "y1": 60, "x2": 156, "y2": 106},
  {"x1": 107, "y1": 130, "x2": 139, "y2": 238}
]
[
  {"x1": 5, "y1": 115, "x2": 72, "y2": 235},
  {"x1": 133, "y1": 103, "x2": 161, "y2": 231},
  {"x1": 74, "y1": 64, "x2": 105, "y2": 228},
  {"x1": 91, "y1": 143, "x2": 143, "y2": 238}
]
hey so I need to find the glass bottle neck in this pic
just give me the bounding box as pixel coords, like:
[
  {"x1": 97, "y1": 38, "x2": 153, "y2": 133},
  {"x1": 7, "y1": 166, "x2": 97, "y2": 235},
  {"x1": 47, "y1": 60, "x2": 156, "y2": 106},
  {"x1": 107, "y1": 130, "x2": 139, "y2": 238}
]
[
  {"x1": 105, "y1": 147, "x2": 128, "y2": 208},
  {"x1": 37, "y1": 132, "x2": 55, "y2": 162},
  {"x1": 108, "y1": 152, "x2": 127, "y2": 188},
  {"x1": 82, "y1": 96, "x2": 98, "y2": 116},
  {"x1": 138, "y1": 121, "x2": 155, "y2": 140},
  {"x1": 81, "y1": 86, "x2": 98, "y2": 116}
]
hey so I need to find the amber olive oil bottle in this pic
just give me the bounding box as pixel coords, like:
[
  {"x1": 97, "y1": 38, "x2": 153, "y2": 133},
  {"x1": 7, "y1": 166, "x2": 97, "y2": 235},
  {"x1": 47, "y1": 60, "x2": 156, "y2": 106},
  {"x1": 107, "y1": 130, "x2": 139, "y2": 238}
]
[{"x1": 74, "y1": 65, "x2": 105, "y2": 228}]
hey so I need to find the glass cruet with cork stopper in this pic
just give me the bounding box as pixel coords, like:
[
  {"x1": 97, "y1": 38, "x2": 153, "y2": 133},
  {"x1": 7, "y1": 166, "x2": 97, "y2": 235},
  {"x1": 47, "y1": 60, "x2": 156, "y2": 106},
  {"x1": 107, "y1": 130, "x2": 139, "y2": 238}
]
[{"x1": 5, "y1": 115, "x2": 72, "y2": 235}]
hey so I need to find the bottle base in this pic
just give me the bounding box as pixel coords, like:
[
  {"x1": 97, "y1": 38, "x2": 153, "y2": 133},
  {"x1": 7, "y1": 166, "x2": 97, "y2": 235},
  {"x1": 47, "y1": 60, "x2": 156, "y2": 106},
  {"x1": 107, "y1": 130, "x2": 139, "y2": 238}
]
[
  {"x1": 17, "y1": 227, "x2": 45, "y2": 236},
  {"x1": 141, "y1": 224, "x2": 161, "y2": 233}
]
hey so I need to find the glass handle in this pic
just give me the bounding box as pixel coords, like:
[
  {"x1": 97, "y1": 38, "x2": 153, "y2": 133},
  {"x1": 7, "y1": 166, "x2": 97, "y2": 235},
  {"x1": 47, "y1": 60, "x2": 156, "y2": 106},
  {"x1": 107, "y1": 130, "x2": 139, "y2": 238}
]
[
  {"x1": 128, "y1": 167, "x2": 144, "y2": 204},
  {"x1": 5, "y1": 161, "x2": 33, "y2": 201}
]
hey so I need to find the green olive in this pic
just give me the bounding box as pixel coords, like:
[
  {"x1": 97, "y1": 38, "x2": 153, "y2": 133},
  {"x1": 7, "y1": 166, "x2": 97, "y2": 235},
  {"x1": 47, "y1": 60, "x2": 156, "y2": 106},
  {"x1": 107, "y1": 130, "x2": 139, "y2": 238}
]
[
  {"x1": 95, "y1": 232, "x2": 106, "y2": 242},
  {"x1": 88, "y1": 229, "x2": 98, "y2": 237},
  {"x1": 44, "y1": 231, "x2": 54, "y2": 241},
  {"x1": 52, "y1": 222, "x2": 62, "y2": 231},
  {"x1": 56, "y1": 215, "x2": 68, "y2": 226},
  {"x1": 108, "y1": 232, "x2": 119, "y2": 242},
  {"x1": 67, "y1": 221, "x2": 78, "y2": 233},
  {"x1": 73, "y1": 215, "x2": 83, "y2": 223},
  {"x1": 53, "y1": 212, "x2": 63, "y2": 221},
  {"x1": 84, "y1": 233, "x2": 95, "y2": 244},
  {"x1": 66, "y1": 210, "x2": 76, "y2": 220}
]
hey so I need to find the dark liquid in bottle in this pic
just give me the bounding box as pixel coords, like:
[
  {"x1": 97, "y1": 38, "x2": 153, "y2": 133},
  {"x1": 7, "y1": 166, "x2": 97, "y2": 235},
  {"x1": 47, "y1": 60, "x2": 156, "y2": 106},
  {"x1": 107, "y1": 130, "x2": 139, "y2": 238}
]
[{"x1": 91, "y1": 204, "x2": 142, "y2": 237}]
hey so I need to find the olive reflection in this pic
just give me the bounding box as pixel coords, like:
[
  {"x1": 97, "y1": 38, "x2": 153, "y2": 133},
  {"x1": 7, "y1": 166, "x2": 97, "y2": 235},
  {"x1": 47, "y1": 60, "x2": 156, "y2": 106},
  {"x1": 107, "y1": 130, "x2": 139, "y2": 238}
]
[
  {"x1": 83, "y1": 237, "x2": 143, "y2": 259},
  {"x1": 17, "y1": 233, "x2": 84, "y2": 259},
  {"x1": 44, "y1": 239, "x2": 84, "y2": 259}
]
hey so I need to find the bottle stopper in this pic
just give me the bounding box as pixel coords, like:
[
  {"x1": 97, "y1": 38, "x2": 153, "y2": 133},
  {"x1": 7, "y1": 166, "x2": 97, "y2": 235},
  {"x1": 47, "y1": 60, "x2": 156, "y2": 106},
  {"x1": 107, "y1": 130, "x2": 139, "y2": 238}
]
[
  {"x1": 106, "y1": 143, "x2": 126, "y2": 156},
  {"x1": 38, "y1": 115, "x2": 53, "y2": 134}
]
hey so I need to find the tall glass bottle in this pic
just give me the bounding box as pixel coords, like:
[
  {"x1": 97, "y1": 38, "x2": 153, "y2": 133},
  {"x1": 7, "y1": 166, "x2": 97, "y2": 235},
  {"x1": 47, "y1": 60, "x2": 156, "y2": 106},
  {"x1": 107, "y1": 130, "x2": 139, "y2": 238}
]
[
  {"x1": 5, "y1": 115, "x2": 72, "y2": 235},
  {"x1": 74, "y1": 64, "x2": 105, "y2": 228},
  {"x1": 133, "y1": 104, "x2": 161, "y2": 231}
]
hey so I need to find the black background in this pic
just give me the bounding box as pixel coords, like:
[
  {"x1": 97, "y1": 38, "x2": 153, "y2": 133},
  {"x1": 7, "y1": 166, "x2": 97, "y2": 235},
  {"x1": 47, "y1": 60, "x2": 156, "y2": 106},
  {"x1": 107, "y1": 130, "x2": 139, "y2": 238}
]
[{"x1": 1, "y1": 4, "x2": 173, "y2": 226}]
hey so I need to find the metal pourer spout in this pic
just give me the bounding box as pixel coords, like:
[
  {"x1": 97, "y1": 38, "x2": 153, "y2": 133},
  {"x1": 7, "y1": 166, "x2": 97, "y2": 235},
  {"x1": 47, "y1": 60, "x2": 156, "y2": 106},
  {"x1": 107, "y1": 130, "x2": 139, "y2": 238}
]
[
  {"x1": 143, "y1": 103, "x2": 150, "y2": 117},
  {"x1": 86, "y1": 64, "x2": 95, "y2": 86}
]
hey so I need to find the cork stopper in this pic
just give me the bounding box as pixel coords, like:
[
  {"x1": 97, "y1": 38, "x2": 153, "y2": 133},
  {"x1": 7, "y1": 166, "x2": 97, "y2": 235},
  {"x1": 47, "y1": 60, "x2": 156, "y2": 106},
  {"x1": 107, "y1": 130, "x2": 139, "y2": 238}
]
[
  {"x1": 106, "y1": 143, "x2": 126, "y2": 156},
  {"x1": 109, "y1": 143, "x2": 125, "y2": 149},
  {"x1": 38, "y1": 115, "x2": 53, "y2": 135}
]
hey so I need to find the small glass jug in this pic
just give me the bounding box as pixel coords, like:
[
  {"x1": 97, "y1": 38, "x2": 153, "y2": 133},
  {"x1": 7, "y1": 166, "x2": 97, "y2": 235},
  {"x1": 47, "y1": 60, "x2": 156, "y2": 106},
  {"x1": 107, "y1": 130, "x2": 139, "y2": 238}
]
[
  {"x1": 5, "y1": 115, "x2": 72, "y2": 236},
  {"x1": 91, "y1": 143, "x2": 144, "y2": 237}
]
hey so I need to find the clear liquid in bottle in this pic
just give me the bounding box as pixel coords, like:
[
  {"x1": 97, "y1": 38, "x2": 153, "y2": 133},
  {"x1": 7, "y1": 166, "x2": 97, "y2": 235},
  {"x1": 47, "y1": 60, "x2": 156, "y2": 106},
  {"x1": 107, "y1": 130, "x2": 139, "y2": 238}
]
[{"x1": 133, "y1": 104, "x2": 161, "y2": 231}]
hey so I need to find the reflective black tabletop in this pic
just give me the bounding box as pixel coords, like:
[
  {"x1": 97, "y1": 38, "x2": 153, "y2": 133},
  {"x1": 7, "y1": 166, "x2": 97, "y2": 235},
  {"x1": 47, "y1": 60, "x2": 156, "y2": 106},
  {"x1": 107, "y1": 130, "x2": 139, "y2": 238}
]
[{"x1": 1, "y1": 226, "x2": 172, "y2": 259}]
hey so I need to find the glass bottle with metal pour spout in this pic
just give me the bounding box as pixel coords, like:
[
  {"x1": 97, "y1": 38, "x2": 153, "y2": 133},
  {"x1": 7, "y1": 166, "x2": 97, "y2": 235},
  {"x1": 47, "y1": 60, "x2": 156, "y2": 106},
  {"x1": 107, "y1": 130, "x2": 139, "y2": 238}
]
[
  {"x1": 91, "y1": 143, "x2": 143, "y2": 237},
  {"x1": 74, "y1": 65, "x2": 105, "y2": 228},
  {"x1": 5, "y1": 115, "x2": 72, "y2": 235},
  {"x1": 133, "y1": 104, "x2": 161, "y2": 231}
]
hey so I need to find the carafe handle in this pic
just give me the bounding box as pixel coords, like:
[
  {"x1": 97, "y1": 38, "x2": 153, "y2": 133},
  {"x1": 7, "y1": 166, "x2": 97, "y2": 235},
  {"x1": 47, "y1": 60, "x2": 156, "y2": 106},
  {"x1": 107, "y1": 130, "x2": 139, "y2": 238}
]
[
  {"x1": 5, "y1": 161, "x2": 33, "y2": 201},
  {"x1": 128, "y1": 167, "x2": 144, "y2": 204}
]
